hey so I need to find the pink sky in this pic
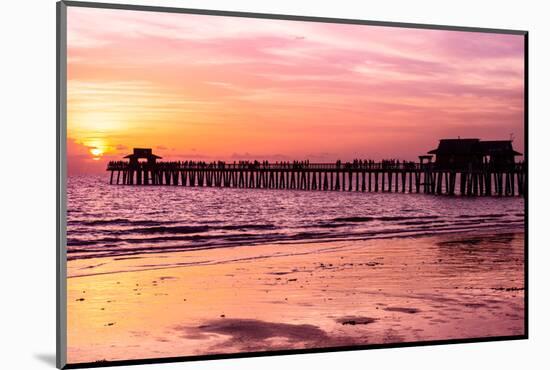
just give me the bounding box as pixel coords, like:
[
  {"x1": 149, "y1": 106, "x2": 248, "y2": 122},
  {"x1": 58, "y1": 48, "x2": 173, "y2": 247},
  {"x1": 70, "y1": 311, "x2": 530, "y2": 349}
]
[{"x1": 67, "y1": 6, "x2": 525, "y2": 174}]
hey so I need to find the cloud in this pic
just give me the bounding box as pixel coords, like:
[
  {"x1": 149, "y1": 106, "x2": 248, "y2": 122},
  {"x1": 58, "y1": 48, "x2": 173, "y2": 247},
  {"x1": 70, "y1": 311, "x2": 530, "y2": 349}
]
[
  {"x1": 230, "y1": 152, "x2": 291, "y2": 161},
  {"x1": 168, "y1": 152, "x2": 212, "y2": 160}
]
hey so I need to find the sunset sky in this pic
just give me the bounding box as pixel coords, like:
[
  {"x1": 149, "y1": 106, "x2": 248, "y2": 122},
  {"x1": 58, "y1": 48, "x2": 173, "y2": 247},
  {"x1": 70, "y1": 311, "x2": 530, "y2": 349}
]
[{"x1": 67, "y1": 6, "x2": 525, "y2": 174}]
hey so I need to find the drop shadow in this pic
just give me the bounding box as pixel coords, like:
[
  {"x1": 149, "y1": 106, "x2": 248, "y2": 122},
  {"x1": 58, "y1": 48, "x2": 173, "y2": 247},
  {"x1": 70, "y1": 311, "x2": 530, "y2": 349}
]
[{"x1": 34, "y1": 353, "x2": 56, "y2": 367}]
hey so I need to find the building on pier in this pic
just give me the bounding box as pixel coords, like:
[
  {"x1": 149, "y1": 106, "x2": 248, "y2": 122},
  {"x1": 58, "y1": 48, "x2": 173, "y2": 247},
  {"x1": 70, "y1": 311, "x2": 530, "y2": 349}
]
[
  {"x1": 124, "y1": 148, "x2": 162, "y2": 167},
  {"x1": 428, "y1": 138, "x2": 521, "y2": 169}
]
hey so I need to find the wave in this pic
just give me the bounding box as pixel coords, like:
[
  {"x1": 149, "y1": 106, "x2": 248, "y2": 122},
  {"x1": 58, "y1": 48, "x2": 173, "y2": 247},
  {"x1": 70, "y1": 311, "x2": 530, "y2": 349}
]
[
  {"x1": 68, "y1": 218, "x2": 179, "y2": 227},
  {"x1": 332, "y1": 216, "x2": 374, "y2": 222},
  {"x1": 457, "y1": 213, "x2": 506, "y2": 219},
  {"x1": 67, "y1": 231, "x2": 284, "y2": 247},
  {"x1": 68, "y1": 223, "x2": 277, "y2": 237},
  {"x1": 332, "y1": 215, "x2": 440, "y2": 222},
  {"x1": 127, "y1": 224, "x2": 276, "y2": 235},
  {"x1": 66, "y1": 221, "x2": 525, "y2": 262}
]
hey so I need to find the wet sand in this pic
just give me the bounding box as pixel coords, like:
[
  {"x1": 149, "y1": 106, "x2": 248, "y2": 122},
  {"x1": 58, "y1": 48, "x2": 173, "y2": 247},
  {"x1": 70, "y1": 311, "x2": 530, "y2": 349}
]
[{"x1": 67, "y1": 230, "x2": 525, "y2": 364}]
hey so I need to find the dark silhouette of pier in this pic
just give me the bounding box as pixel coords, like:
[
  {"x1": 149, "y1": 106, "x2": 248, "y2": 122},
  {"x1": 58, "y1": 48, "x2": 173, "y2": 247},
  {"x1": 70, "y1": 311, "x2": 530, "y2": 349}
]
[{"x1": 107, "y1": 146, "x2": 526, "y2": 197}]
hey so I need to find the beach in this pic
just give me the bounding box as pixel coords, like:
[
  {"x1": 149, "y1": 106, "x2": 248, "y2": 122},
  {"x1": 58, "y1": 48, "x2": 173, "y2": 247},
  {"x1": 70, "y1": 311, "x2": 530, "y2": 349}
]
[{"x1": 67, "y1": 230, "x2": 524, "y2": 364}]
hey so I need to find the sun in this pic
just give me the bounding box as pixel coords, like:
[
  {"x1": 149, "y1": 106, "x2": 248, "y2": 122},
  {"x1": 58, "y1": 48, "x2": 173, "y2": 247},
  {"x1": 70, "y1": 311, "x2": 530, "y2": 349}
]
[
  {"x1": 90, "y1": 147, "x2": 103, "y2": 156},
  {"x1": 90, "y1": 147, "x2": 104, "y2": 160}
]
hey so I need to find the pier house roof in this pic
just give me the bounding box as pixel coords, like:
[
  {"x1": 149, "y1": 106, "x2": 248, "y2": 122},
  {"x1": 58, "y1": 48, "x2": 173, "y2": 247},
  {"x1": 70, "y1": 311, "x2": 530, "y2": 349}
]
[
  {"x1": 428, "y1": 139, "x2": 481, "y2": 155},
  {"x1": 123, "y1": 148, "x2": 162, "y2": 160},
  {"x1": 427, "y1": 138, "x2": 521, "y2": 158}
]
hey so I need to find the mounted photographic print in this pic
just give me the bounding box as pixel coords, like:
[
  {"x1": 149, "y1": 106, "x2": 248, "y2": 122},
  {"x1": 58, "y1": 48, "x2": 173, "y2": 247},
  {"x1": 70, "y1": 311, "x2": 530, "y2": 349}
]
[{"x1": 56, "y1": 1, "x2": 528, "y2": 368}]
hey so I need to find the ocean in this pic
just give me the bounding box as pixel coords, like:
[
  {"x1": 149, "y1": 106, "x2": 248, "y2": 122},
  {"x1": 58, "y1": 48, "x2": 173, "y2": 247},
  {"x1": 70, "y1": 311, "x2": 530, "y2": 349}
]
[{"x1": 67, "y1": 175, "x2": 524, "y2": 261}]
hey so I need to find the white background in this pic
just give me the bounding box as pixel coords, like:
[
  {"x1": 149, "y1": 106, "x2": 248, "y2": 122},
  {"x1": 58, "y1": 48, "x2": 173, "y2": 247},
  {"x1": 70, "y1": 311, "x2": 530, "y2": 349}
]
[{"x1": 1, "y1": 0, "x2": 548, "y2": 369}]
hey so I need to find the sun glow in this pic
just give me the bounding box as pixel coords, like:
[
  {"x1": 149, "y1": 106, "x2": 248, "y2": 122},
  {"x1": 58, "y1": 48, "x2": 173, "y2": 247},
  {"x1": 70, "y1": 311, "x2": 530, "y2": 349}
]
[{"x1": 84, "y1": 138, "x2": 108, "y2": 161}]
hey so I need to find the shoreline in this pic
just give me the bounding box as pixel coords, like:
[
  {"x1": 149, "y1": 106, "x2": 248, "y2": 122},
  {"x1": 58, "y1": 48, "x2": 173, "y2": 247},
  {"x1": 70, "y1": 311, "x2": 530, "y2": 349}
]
[
  {"x1": 67, "y1": 225, "x2": 524, "y2": 278},
  {"x1": 67, "y1": 229, "x2": 525, "y2": 364},
  {"x1": 67, "y1": 219, "x2": 525, "y2": 262}
]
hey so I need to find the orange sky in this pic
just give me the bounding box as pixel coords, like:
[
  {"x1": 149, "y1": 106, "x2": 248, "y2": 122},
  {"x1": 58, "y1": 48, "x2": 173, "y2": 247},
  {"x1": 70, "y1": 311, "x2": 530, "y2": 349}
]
[{"x1": 67, "y1": 6, "x2": 525, "y2": 175}]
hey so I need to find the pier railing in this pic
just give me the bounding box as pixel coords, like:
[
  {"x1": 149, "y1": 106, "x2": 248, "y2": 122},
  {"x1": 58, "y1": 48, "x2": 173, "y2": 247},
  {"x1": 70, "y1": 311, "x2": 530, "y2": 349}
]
[{"x1": 107, "y1": 161, "x2": 421, "y2": 171}]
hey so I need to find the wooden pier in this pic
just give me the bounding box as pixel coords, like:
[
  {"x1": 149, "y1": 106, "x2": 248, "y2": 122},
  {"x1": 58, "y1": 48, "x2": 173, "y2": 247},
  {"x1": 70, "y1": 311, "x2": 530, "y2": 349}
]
[{"x1": 106, "y1": 160, "x2": 526, "y2": 197}]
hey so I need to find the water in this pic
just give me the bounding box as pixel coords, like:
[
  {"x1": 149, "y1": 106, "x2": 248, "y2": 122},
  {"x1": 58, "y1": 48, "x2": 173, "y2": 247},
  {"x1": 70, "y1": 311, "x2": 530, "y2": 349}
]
[{"x1": 67, "y1": 175, "x2": 524, "y2": 261}]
